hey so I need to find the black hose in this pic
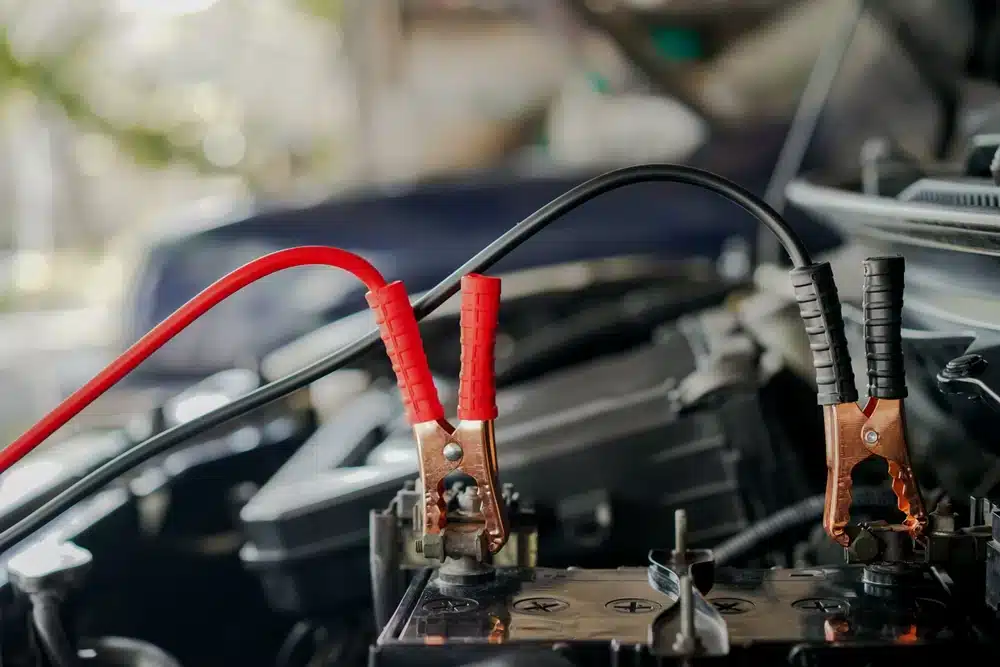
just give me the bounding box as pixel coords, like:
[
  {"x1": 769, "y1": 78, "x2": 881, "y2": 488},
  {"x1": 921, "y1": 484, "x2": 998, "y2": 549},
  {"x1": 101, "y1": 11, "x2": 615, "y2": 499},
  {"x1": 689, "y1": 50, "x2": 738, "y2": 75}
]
[
  {"x1": 0, "y1": 164, "x2": 811, "y2": 553},
  {"x1": 274, "y1": 622, "x2": 315, "y2": 667},
  {"x1": 30, "y1": 593, "x2": 77, "y2": 667},
  {"x1": 713, "y1": 485, "x2": 896, "y2": 565}
]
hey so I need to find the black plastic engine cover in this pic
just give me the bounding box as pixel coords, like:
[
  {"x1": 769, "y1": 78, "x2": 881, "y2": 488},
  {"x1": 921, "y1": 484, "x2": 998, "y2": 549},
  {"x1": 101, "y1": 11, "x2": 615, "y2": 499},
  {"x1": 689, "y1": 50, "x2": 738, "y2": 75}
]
[{"x1": 239, "y1": 308, "x2": 814, "y2": 615}]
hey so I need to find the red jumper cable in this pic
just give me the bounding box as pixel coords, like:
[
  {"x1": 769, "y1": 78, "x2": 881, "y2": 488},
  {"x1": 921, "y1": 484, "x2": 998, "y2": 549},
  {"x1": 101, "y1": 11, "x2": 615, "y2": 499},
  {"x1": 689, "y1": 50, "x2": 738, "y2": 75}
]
[
  {"x1": 0, "y1": 246, "x2": 387, "y2": 475},
  {"x1": 367, "y1": 274, "x2": 508, "y2": 562}
]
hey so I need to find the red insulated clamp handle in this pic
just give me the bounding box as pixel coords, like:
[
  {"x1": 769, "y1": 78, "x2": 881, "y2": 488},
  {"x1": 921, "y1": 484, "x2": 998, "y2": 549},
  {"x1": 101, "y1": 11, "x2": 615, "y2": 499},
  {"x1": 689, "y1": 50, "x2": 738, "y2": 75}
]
[
  {"x1": 366, "y1": 281, "x2": 444, "y2": 424},
  {"x1": 457, "y1": 274, "x2": 501, "y2": 422}
]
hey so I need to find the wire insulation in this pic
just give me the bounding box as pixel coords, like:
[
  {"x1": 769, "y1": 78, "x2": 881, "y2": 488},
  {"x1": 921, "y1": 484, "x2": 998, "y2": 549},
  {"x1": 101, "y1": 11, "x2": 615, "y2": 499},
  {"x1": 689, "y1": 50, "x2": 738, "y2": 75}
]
[
  {"x1": 713, "y1": 485, "x2": 895, "y2": 564},
  {"x1": 0, "y1": 164, "x2": 810, "y2": 553},
  {"x1": 0, "y1": 247, "x2": 386, "y2": 474}
]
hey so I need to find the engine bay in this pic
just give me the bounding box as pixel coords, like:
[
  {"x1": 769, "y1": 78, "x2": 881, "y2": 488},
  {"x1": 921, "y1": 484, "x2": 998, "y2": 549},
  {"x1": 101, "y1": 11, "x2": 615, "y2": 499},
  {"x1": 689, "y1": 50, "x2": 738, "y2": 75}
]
[{"x1": 3, "y1": 136, "x2": 1000, "y2": 667}]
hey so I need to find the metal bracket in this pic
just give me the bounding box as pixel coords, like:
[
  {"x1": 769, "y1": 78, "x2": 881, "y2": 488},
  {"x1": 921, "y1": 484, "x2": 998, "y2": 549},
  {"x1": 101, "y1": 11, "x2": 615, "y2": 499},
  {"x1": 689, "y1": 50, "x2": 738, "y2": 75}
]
[{"x1": 646, "y1": 510, "x2": 729, "y2": 658}]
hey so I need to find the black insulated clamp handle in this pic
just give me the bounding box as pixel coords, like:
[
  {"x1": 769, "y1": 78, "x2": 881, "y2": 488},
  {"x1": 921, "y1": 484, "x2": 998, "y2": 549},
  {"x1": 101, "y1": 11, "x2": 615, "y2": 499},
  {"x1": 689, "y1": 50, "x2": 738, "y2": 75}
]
[
  {"x1": 789, "y1": 262, "x2": 858, "y2": 406},
  {"x1": 863, "y1": 256, "x2": 906, "y2": 399}
]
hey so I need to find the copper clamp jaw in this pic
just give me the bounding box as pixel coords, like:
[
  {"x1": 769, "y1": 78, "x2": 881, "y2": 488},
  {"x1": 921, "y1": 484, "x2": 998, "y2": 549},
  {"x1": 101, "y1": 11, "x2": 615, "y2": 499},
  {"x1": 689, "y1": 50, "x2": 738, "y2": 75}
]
[
  {"x1": 412, "y1": 418, "x2": 507, "y2": 562},
  {"x1": 823, "y1": 396, "x2": 926, "y2": 547},
  {"x1": 367, "y1": 274, "x2": 508, "y2": 563},
  {"x1": 791, "y1": 256, "x2": 927, "y2": 549}
]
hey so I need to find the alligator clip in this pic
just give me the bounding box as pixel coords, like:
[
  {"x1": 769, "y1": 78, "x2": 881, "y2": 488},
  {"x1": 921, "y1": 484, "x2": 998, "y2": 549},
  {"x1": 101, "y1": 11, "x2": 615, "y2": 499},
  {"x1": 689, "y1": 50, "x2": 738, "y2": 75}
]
[
  {"x1": 821, "y1": 256, "x2": 927, "y2": 547},
  {"x1": 367, "y1": 274, "x2": 507, "y2": 562}
]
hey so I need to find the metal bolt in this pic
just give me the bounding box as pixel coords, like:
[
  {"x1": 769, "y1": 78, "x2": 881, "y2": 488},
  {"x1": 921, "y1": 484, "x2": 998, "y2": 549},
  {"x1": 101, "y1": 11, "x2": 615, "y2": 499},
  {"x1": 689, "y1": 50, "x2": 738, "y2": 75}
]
[
  {"x1": 847, "y1": 529, "x2": 880, "y2": 563},
  {"x1": 672, "y1": 574, "x2": 698, "y2": 655},
  {"x1": 942, "y1": 354, "x2": 987, "y2": 380},
  {"x1": 457, "y1": 486, "x2": 482, "y2": 513},
  {"x1": 864, "y1": 430, "x2": 879, "y2": 445},
  {"x1": 443, "y1": 442, "x2": 463, "y2": 462},
  {"x1": 674, "y1": 509, "x2": 688, "y2": 558},
  {"x1": 679, "y1": 575, "x2": 694, "y2": 637},
  {"x1": 931, "y1": 497, "x2": 956, "y2": 534}
]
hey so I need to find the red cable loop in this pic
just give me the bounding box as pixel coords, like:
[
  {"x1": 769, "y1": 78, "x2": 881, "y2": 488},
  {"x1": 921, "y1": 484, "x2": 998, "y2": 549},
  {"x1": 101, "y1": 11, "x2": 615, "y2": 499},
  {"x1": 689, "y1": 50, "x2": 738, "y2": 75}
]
[{"x1": 0, "y1": 246, "x2": 387, "y2": 474}]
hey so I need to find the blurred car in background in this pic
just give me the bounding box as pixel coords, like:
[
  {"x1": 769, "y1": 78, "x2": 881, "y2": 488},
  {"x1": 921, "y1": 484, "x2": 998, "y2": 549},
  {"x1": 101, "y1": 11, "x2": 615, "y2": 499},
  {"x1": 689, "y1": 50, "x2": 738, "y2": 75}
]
[{"x1": 119, "y1": 123, "x2": 839, "y2": 390}]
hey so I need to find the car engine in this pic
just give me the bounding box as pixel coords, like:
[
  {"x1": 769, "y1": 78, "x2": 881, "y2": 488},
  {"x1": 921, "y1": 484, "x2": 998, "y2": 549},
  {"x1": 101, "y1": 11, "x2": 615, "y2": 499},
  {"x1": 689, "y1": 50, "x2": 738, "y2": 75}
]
[{"x1": 2, "y1": 125, "x2": 1000, "y2": 667}]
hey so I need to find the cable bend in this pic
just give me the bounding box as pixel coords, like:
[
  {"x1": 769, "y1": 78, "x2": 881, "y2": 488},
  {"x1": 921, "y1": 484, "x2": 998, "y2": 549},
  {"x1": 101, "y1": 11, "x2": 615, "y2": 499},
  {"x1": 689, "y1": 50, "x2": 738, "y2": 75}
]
[{"x1": 0, "y1": 246, "x2": 386, "y2": 473}]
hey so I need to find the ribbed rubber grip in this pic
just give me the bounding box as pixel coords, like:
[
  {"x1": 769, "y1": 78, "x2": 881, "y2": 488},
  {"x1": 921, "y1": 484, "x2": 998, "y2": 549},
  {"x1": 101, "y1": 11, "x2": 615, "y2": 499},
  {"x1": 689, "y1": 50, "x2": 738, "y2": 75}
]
[
  {"x1": 457, "y1": 274, "x2": 501, "y2": 421},
  {"x1": 366, "y1": 281, "x2": 444, "y2": 424},
  {"x1": 863, "y1": 256, "x2": 907, "y2": 399},
  {"x1": 789, "y1": 262, "x2": 858, "y2": 406}
]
